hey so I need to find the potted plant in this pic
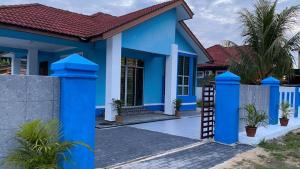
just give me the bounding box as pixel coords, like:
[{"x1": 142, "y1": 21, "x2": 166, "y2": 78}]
[
  {"x1": 112, "y1": 99, "x2": 124, "y2": 123},
  {"x1": 280, "y1": 102, "x2": 291, "y2": 126},
  {"x1": 243, "y1": 104, "x2": 268, "y2": 137},
  {"x1": 173, "y1": 99, "x2": 182, "y2": 118}
]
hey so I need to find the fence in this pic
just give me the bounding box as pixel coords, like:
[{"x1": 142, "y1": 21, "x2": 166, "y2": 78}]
[
  {"x1": 239, "y1": 85, "x2": 270, "y2": 131},
  {"x1": 0, "y1": 75, "x2": 60, "y2": 158},
  {"x1": 214, "y1": 72, "x2": 300, "y2": 145},
  {"x1": 279, "y1": 86, "x2": 299, "y2": 117},
  {"x1": 0, "y1": 54, "x2": 98, "y2": 169}
]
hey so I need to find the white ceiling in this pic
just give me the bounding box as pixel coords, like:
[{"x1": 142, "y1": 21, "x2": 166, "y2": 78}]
[{"x1": 0, "y1": 37, "x2": 74, "y2": 52}]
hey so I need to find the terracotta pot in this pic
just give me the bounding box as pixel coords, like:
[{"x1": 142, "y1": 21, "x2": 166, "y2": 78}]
[
  {"x1": 116, "y1": 115, "x2": 123, "y2": 124},
  {"x1": 175, "y1": 110, "x2": 181, "y2": 118},
  {"x1": 245, "y1": 126, "x2": 257, "y2": 137},
  {"x1": 280, "y1": 118, "x2": 289, "y2": 126}
]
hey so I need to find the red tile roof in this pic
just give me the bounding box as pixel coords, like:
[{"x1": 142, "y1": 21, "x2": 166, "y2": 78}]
[
  {"x1": 0, "y1": 0, "x2": 186, "y2": 40},
  {"x1": 199, "y1": 45, "x2": 248, "y2": 68}
]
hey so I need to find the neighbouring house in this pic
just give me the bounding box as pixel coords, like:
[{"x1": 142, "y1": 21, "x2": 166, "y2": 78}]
[
  {"x1": 195, "y1": 44, "x2": 247, "y2": 101},
  {"x1": 0, "y1": 0, "x2": 211, "y2": 121},
  {"x1": 196, "y1": 44, "x2": 248, "y2": 86}
]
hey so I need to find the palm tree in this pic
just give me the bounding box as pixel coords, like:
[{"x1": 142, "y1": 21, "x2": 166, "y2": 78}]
[{"x1": 228, "y1": 0, "x2": 300, "y2": 84}]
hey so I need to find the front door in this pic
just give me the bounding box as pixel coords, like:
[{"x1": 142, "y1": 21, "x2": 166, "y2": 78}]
[{"x1": 121, "y1": 58, "x2": 144, "y2": 107}]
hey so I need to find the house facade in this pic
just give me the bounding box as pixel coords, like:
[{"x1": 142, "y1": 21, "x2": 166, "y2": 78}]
[{"x1": 0, "y1": 0, "x2": 210, "y2": 121}]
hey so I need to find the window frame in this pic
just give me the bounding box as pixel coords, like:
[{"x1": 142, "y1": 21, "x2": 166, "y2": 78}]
[{"x1": 177, "y1": 56, "x2": 190, "y2": 96}]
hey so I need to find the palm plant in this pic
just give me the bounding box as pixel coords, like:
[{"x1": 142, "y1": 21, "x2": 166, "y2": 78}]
[
  {"x1": 2, "y1": 119, "x2": 88, "y2": 169},
  {"x1": 243, "y1": 104, "x2": 268, "y2": 128},
  {"x1": 228, "y1": 0, "x2": 300, "y2": 84},
  {"x1": 280, "y1": 102, "x2": 291, "y2": 119}
]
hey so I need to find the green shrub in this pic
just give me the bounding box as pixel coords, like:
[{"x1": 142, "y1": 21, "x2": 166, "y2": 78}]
[
  {"x1": 197, "y1": 100, "x2": 202, "y2": 108},
  {"x1": 173, "y1": 99, "x2": 182, "y2": 111},
  {"x1": 280, "y1": 102, "x2": 291, "y2": 119},
  {"x1": 1, "y1": 119, "x2": 90, "y2": 169},
  {"x1": 112, "y1": 99, "x2": 124, "y2": 116},
  {"x1": 242, "y1": 104, "x2": 268, "y2": 128}
]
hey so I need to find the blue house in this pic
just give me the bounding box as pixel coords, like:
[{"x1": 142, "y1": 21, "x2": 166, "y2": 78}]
[{"x1": 0, "y1": 0, "x2": 211, "y2": 121}]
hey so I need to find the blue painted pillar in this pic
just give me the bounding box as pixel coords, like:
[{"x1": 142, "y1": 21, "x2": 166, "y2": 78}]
[
  {"x1": 51, "y1": 54, "x2": 98, "y2": 169},
  {"x1": 215, "y1": 71, "x2": 240, "y2": 144},
  {"x1": 261, "y1": 77, "x2": 280, "y2": 125},
  {"x1": 295, "y1": 87, "x2": 300, "y2": 118}
]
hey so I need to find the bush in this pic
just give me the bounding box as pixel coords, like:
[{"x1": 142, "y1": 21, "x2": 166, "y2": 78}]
[
  {"x1": 242, "y1": 104, "x2": 268, "y2": 128},
  {"x1": 112, "y1": 99, "x2": 124, "y2": 116},
  {"x1": 2, "y1": 119, "x2": 90, "y2": 169},
  {"x1": 173, "y1": 99, "x2": 182, "y2": 111}
]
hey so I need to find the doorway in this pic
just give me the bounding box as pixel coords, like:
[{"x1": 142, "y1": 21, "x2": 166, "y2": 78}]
[{"x1": 121, "y1": 58, "x2": 144, "y2": 107}]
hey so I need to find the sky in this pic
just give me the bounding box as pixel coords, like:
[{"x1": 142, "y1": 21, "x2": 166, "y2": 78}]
[{"x1": 0, "y1": 0, "x2": 298, "y2": 48}]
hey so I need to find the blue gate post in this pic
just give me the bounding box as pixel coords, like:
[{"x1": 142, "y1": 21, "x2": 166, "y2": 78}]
[
  {"x1": 215, "y1": 71, "x2": 240, "y2": 144},
  {"x1": 261, "y1": 77, "x2": 280, "y2": 125},
  {"x1": 295, "y1": 87, "x2": 300, "y2": 118},
  {"x1": 51, "y1": 54, "x2": 98, "y2": 169}
]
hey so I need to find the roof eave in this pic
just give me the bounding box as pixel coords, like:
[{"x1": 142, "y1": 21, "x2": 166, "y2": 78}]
[
  {"x1": 90, "y1": 0, "x2": 193, "y2": 41},
  {"x1": 0, "y1": 23, "x2": 85, "y2": 42}
]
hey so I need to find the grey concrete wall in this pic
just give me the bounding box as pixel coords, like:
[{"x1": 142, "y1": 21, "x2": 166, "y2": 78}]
[
  {"x1": 239, "y1": 85, "x2": 270, "y2": 132},
  {"x1": 0, "y1": 75, "x2": 60, "y2": 159}
]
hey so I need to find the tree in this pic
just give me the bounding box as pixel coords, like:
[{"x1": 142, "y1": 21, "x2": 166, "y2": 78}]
[{"x1": 228, "y1": 0, "x2": 300, "y2": 84}]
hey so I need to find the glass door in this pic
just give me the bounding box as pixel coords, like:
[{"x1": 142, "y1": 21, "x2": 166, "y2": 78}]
[{"x1": 121, "y1": 58, "x2": 144, "y2": 107}]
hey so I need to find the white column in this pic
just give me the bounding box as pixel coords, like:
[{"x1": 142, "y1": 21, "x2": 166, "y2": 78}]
[
  {"x1": 105, "y1": 33, "x2": 122, "y2": 121},
  {"x1": 164, "y1": 44, "x2": 178, "y2": 115},
  {"x1": 11, "y1": 54, "x2": 21, "y2": 75},
  {"x1": 26, "y1": 48, "x2": 38, "y2": 75}
]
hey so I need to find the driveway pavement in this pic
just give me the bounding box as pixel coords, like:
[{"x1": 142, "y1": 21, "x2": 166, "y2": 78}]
[
  {"x1": 95, "y1": 127, "x2": 198, "y2": 168},
  {"x1": 131, "y1": 116, "x2": 201, "y2": 140},
  {"x1": 117, "y1": 143, "x2": 253, "y2": 169},
  {"x1": 95, "y1": 117, "x2": 253, "y2": 169}
]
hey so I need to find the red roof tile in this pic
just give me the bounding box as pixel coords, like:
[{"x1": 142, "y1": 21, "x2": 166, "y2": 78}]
[
  {"x1": 0, "y1": 0, "x2": 183, "y2": 39},
  {"x1": 199, "y1": 45, "x2": 249, "y2": 68}
]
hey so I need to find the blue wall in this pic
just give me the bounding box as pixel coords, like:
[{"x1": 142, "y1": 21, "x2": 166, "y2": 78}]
[
  {"x1": 144, "y1": 56, "x2": 165, "y2": 104},
  {"x1": 122, "y1": 9, "x2": 177, "y2": 55},
  {"x1": 175, "y1": 31, "x2": 196, "y2": 53}
]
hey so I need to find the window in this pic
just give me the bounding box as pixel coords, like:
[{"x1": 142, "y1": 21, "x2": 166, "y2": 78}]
[
  {"x1": 196, "y1": 70, "x2": 204, "y2": 87},
  {"x1": 177, "y1": 57, "x2": 189, "y2": 96}
]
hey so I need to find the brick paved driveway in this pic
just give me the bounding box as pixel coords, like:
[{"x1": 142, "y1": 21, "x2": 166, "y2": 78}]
[
  {"x1": 117, "y1": 143, "x2": 253, "y2": 169},
  {"x1": 95, "y1": 126, "x2": 253, "y2": 169},
  {"x1": 95, "y1": 127, "x2": 198, "y2": 168}
]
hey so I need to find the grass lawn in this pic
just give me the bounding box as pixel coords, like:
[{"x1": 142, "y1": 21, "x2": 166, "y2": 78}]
[{"x1": 213, "y1": 130, "x2": 300, "y2": 169}]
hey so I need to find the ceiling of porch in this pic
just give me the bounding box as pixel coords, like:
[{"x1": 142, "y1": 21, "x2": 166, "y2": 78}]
[{"x1": 0, "y1": 36, "x2": 74, "y2": 53}]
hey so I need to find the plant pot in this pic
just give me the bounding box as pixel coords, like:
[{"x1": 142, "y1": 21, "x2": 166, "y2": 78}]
[
  {"x1": 245, "y1": 126, "x2": 257, "y2": 137},
  {"x1": 175, "y1": 110, "x2": 181, "y2": 118},
  {"x1": 116, "y1": 115, "x2": 123, "y2": 124},
  {"x1": 280, "y1": 118, "x2": 289, "y2": 126}
]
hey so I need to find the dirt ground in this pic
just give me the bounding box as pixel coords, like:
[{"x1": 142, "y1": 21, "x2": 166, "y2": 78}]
[{"x1": 212, "y1": 129, "x2": 300, "y2": 169}]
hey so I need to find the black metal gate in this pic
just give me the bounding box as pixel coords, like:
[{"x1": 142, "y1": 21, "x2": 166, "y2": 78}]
[{"x1": 200, "y1": 84, "x2": 215, "y2": 139}]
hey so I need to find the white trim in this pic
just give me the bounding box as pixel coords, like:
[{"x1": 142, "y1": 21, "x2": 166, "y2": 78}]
[
  {"x1": 178, "y1": 50, "x2": 197, "y2": 56},
  {"x1": 96, "y1": 106, "x2": 105, "y2": 109},
  {"x1": 182, "y1": 102, "x2": 196, "y2": 106}
]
